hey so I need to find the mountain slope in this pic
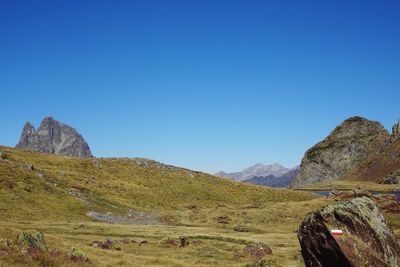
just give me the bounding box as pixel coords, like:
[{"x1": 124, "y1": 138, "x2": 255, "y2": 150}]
[
  {"x1": 290, "y1": 116, "x2": 390, "y2": 188},
  {"x1": 347, "y1": 138, "x2": 400, "y2": 182},
  {"x1": 0, "y1": 146, "x2": 314, "y2": 221}
]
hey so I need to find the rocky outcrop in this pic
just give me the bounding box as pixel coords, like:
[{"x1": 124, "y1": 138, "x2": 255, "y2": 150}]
[
  {"x1": 16, "y1": 117, "x2": 92, "y2": 158},
  {"x1": 391, "y1": 120, "x2": 400, "y2": 142},
  {"x1": 298, "y1": 197, "x2": 400, "y2": 267},
  {"x1": 290, "y1": 116, "x2": 389, "y2": 188}
]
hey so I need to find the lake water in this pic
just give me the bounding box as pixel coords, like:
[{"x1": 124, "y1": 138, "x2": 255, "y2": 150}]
[{"x1": 311, "y1": 190, "x2": 400, "y2": 199}]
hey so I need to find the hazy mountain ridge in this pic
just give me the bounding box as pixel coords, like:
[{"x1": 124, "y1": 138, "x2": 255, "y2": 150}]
[
  {"x1": 215, "y1": 163, "x2": 299, "y2": 188},
  {"x1": 244, "y1": 167, "x2": 299, "y2": 188},
  {"x1": 215, "y1": 163, "x2": 290, "y2": 181}
]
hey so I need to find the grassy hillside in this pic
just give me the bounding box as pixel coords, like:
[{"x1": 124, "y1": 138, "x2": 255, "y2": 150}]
[
  {"x1": 1, "y1": 146, "x2": 397, "y2": 266},
  {"x1": 0, "y1": 146, "x2": 314, "y2": 220}
]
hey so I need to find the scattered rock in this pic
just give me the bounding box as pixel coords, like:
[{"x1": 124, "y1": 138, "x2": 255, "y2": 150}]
[
  {"x1": 132, "y1": 238, "x2": 148, "y2": 245},
  {"x1": 160, "y1": 237, "x2": 179, "y2": 248},
  {"x1": 69, "y1": 247, "x2": 90, "y2": 262},
  {"x1": 91, "y1": 237, "x2": 114, "y2": 250},
  {"x1": 179, "y1": 236, "x2": 189, "y2": 247},
  {"x1": 380, "y1": 176, "x2": 400, "y2": 184},
  {"x1": 185, "y1": 204, "x2": 197, "y2": 210},
  {"x1": 244, "y1": 242, "x2": 272, "y2": 258},
  {"x1": 234, "y1": 225, "x2": 250, "y2": 232},
  {"x1": 216, "y1": 215, "x2": 231, "y2": 224},
  {"x1": 47, "y1": 249, "x2": 62, "y2": 257},
  {"x1": 243, "y1": 204, "x2": 262, "y2": 209},
  {"x1": 17, "y1": 231, "x2": 48, "y2": 252},
  {"x1": 120, "y1": 238, "x2": 130, "y2": 244},
  {"x1": 298, "y1": 197, "x2": 400, "y2": 267},
  {"x1": 160, "y1": 237, "x2": 189, "y2": 248}
]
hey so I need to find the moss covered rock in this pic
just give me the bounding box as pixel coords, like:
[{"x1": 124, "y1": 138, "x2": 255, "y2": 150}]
[
  {"x1": 298, "y1": 197, "x2": 400, "y2": 267},
  {"x1": 69, "y1": 247, "x2": 89, "y2": 262},
  {"x1": 17, "y1": 231, "x2": 48, "y2": 252}
]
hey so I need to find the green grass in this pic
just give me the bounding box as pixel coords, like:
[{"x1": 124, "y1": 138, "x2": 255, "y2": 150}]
[
  {"x1": 0, "y1": 145, "x2": 314, "y2": 218},
  {"x1": 0, "y1": 146, "x2": 398, "y2": 266},
  {"x1": 300, "y1": 180, "x2": 400, "y2": 192}
]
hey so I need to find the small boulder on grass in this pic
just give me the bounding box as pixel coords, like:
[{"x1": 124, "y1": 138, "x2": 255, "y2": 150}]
[
  {"x1": 17, "y1": 231, "x2": 48, "y2": 252},
  {"x1": 69, "y1": 247, "x2": 89, "y2": 263},
  {"x1": 160, "y1": 236, "x2": 189, "y2": 248},
  {"x1": 244, "y1": 242, "x2": 272, "y2": 258},
  {"x1": 160, "y1": 237, "x2": 179, "y2": 248},
  {"x1": 216, "y1": 215, "x2": 231, "y2": 224},
  {"x1": 234, "y1": 225, "x2": 250, "y2": 232}
]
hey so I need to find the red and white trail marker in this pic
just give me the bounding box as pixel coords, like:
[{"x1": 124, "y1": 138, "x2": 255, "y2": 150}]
[{"x1": 330, "y1": 229, "x2": 344, "y2": 236}]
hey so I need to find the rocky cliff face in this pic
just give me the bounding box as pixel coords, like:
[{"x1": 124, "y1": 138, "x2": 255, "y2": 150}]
[
  {"x1": 290, "y1": 116, "x2": 390, "y2": 188},
  {"x1": 16, "y1": 117, "x2": 93, "y2": 158},
  {"x1": 298, "y1": 197, "x2": 400, "y2": 267},
  {"x1": 391, "y1": 120, "x2": 400, "y2": 142}
]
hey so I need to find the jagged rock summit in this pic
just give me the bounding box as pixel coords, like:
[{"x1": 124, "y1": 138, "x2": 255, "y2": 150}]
[
  {"x1": 16, "y1": 117, "x2": 93, "y2": 158},
  {"x1": 290, "y1": 116, "x2": 390, "y2": 188}
]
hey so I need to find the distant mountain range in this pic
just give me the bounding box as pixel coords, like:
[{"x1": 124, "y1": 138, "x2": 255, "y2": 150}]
[{"x1": 215, "y1": 163, "x2": 298, "y2": 188}]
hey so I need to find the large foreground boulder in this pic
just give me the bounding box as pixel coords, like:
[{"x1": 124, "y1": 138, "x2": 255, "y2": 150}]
[{"x1": 298, "y1": 197, "x2": 400, "y2": 267}]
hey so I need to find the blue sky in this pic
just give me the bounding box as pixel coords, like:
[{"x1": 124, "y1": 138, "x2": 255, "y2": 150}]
[{"x1": 1, "y1": 0, "x2": 400, "y2": 173}]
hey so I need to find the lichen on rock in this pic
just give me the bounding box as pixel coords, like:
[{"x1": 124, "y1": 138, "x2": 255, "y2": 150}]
[{"x1": 298, "y1": 197, "x2": 400, "y2": 267}]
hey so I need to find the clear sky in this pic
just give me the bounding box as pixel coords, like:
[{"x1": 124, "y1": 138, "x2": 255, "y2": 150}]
[{"x1": 1, "y1": 0, "x2": 400, "y2": 173}]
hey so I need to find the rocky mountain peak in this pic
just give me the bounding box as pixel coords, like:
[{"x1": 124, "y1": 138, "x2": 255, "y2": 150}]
[
  {"x1": 290, "y1": 116, "x2": 390, "y2": 188},
  {"x1": 16, "y1": 117, "x2": 93, "y2": 158}
]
